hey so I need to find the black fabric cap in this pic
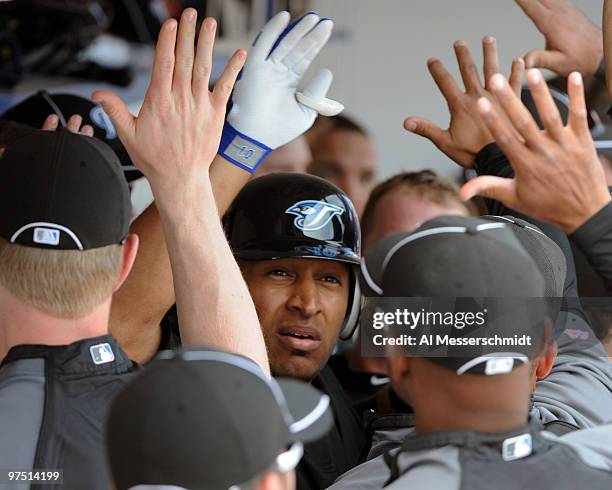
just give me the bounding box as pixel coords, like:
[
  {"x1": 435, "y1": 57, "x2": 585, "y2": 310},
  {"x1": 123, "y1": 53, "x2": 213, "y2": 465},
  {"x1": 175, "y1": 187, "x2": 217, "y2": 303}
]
[
  {"x1": 482, "y1": 216, "x2": 566, "y2": 297},
  {"x1": 0, "y1": 122, "x2": 130, "y2": 250},
  {"x1": 106, "y1": 349, "x2": 333, "y2": 490},
  {"x1": 1, "y1": 91, "x2": 143, "y2": 182},
  {"x1": 361, "y1": 215, "x2": 549, "y2": 374}
]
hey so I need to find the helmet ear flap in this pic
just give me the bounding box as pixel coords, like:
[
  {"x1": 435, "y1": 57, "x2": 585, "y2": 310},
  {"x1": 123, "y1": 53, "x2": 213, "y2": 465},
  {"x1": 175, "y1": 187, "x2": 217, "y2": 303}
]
[{"x1": 339, "y1": 268, "x2": 361, "y2": 340}]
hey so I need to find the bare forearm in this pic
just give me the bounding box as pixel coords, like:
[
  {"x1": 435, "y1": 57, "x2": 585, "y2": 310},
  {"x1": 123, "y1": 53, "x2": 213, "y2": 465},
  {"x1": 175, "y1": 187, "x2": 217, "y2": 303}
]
[
  {"x1": 110, "y1": 157, "x2": 252, "y2": 363},
  {"x1": 156, "y1": 181, "x2": 270, "y2": 374},
  {"x1": 110, "y1": 204, "x2": 173, "y2": 363},
  {"x1": 210, "y1": 154, "x2": 252, "y2": 214}
]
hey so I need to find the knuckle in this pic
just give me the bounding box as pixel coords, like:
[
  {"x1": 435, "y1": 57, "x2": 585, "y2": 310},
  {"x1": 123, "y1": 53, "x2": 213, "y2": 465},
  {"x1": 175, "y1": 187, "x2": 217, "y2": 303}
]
[{"x1": 158, "y1": 58, "x2": 174, "y2": 75}]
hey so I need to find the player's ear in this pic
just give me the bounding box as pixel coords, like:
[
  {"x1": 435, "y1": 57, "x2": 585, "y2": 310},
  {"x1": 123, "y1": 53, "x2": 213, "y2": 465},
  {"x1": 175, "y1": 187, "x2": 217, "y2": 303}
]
[{"x1": 114, "y1": 234, "x2": 139, "y2": 292}]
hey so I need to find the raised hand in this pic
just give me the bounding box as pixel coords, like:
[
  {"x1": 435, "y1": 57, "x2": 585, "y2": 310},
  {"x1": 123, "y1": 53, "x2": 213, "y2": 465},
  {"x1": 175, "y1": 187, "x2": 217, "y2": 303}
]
[
  {"x1": 462, "y1": 69, "x2": 611, "y2": 233},
  {"x1": 92, "y1": 9, "x2": 245, "y2": 199},
  {"x1": 516, "y1": 0, "x2": 603, "y2": 77},
  {"x1": 219, "y1": 11, "x2": 342, "y2": 173},
  {"x1": 404, "y1": 37, "x2": 524, "y2": 168}
]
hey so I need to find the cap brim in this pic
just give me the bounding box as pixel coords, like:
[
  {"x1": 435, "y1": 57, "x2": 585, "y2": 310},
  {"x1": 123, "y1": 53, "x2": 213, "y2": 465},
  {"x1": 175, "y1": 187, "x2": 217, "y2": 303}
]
[{"x1": 276, "y1": 378, "x2": 334, "y2": 443}]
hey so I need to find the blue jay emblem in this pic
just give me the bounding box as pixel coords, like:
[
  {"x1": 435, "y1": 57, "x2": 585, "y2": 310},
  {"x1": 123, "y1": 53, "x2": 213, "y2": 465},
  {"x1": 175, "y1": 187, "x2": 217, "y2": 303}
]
[{"x1": 286, "y1": 200, "x2": 344, "y2": 231}]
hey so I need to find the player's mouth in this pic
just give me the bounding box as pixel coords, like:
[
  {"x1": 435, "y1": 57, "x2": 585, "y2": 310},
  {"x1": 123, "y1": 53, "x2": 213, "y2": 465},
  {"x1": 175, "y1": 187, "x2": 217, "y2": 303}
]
[{"x1": 277, "y1": 325, "x2": 322, "y2": 352}]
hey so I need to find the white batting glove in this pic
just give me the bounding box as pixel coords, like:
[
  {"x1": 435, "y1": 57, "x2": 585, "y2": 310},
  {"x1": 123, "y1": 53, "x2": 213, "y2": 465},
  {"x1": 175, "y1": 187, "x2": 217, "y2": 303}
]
[{"x1": 218, "y1": 11, "x2": 343, "y2": 172}]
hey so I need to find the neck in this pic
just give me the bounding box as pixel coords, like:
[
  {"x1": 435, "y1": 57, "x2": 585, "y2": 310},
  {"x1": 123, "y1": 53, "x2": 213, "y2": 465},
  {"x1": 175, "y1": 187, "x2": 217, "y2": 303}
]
[
  {"x1": 413, "y1": 402, "x2": 529, "y2": 434},
  {"x1": 410, "y1": 363, "x2": 532, "y2": 434},
  {"x1": 0, "y1": 286, "x2": 111, "y2": 361}
]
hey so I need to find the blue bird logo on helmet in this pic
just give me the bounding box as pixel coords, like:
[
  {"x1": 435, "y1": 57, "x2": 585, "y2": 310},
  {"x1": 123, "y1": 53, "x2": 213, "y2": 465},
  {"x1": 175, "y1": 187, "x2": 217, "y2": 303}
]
[{"x1": 285, "y1": 200, "x2": 345, "y2": 231}]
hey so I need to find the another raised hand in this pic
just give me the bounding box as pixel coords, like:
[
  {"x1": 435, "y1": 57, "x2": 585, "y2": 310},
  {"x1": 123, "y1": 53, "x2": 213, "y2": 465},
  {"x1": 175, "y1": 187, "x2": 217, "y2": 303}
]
[
  {"x1": 219, "y1": 11, "x2": 342, "y2": 174},
  {"x1": 516, "y1": 0, "x2": 603, "y2": 77},
  {"x1": 92, "y1": 9, "x2": 269, "y2": 372},
  {"x1": 462, "y1": 70, "x2": 611, "y2": 234},
  {"x1": 92, "y1": 10, "x2": 245, "y2": 200},
  {"x1": 404, "y1": 37, "x2": 524, "y2": 168}
]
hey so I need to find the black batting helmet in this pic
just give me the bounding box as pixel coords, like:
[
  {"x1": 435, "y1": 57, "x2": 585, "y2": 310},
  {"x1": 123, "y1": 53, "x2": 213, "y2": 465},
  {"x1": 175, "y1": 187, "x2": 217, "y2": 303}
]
[{"x1": 223, "y1": 173, "x2": 361, "y2": 339}]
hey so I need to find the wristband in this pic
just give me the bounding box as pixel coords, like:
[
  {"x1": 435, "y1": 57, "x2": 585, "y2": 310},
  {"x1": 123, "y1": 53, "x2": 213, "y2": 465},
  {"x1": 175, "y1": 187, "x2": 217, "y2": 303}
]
[{"x1": 218, "y1": 122, "x2": 272, "y2": 173}]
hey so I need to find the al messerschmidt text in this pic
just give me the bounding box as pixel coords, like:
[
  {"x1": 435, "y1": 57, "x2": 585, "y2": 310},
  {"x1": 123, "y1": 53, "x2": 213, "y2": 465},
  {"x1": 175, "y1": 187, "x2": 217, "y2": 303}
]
[{"x1": 372, "y1": 334, "x2": 532, "y2": 346}]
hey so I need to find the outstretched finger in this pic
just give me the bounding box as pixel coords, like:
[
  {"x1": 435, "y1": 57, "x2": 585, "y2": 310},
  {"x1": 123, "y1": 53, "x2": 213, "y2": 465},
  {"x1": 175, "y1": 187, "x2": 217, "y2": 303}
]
[
  {"x1": 514, "y1": 0, "x2": 547, "y2": 24},
  {"x1": 567, "y1": 72, "x2": 590, "y2": 139},
  {"x1": 428, "y1": 58, "x2": 463, "y2": 108},
  {"x1": 192, "y1": 17, "x2": 217, "y2": 96},
  {"x1": 173, "y1": 8, "x2": 198, "y2": 94},
  {"x1": 148, "y1": 18, "x2": 178, "y2": 100},
  {"x1": 91, "y1": 91, "x2": 136, "y2": 145},
  {"x1": 509, "y1": 57, "x2": 525, "y2": 96},
  {"x1": 483, "y1": 36, "x2": 500, "y2": 90},
  {"x1": 525, "y1": 69, "x2": 563, "y2": 140},
  {"x1": 269, "y1": 12, "x2": 319, "y2": 63},
  {"x1": 454, "y1": 40, "x2": 483, "y2": 93},
  {"x1": 476, "y1": 95, "x2": 528, "y2": 167},
  {"x1": 459, "y1": 174, "x2": 517, "y2": 205},
  {"x1": 488, "y1": 73, "x2": 542, "y2": 147},
  {"x1": 212, "y1": 49, "x2": 247, "y2": 108},
  {"x1": 250, "y1": 11, "x2": 291, "y2": 60},
  {"x1": 404, "y1": 116, "x2": 451, "y2": 151}
]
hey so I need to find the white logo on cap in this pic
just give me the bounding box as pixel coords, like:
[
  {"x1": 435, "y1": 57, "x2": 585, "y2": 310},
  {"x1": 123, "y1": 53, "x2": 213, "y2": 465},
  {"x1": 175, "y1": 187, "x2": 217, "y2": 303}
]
[
  {"x1": 502, "y1": 433, "x2": 532, "y2": 461},
  {"x1": 33, "y1": 227, "x2": 60, "y2": 246},
  {"x1": 485, "y1": 357, "x2": 514, "y2": 375},
  {"x1": 90, "y1": 343, "x2": 115, "y2": 365}
]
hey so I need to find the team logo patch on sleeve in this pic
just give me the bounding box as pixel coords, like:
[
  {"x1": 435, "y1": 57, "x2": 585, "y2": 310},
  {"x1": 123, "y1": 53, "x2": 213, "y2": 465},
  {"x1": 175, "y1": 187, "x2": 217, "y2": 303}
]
[
  {"x1": 285, "y1": 200, "x2": 344, "y2": 231},
  {"x1": 90, "y1": 343, "x2": 115, "y2": 365}
]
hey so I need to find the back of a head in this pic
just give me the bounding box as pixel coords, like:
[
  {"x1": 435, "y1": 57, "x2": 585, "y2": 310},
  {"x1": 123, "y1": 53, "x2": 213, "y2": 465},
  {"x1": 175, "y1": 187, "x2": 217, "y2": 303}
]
[
  {"x1": 360, "y1": 170, "x2": 474, "y2": 246},
  {"x1": 361, "y1": 215, "x2": 550, "y2": 373},
  {"x1": 107, "y1": 349, "x2": 333, "y2": 490},
  {"x1": 361, "y1": 215, "x2": 553, "y2": 425},
  {"x1": 0, "y1": 123, "x2": 130, "y2": 318}
]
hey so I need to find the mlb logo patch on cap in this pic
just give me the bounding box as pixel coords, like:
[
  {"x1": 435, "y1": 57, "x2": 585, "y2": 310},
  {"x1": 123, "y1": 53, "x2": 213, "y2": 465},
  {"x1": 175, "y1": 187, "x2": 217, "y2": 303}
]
[
  {"x1": 33, "y1": 227, "x2": 60, "y2": 246},
  {"x1": 90, "y1": 343, "x2": 115, "y2": 365}
]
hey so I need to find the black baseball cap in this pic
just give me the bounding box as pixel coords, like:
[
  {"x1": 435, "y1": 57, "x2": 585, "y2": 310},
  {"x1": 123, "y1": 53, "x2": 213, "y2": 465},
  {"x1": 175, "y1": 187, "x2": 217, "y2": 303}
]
[
  {"x1": 1, "y1": 91, "x2": 143, "y2": 182},
  {"x1": 360, "y1": 215, "x2": 552, "y2": 375},
  {"x1": 0, "y1": 122, "x2": 130, "y2": 250},
  {"x1": 107, "y1": 349, "x2": 333, "y2": 490},
  {"x1": 482, "y1": 216, "x2": 566, "y2": 297}
]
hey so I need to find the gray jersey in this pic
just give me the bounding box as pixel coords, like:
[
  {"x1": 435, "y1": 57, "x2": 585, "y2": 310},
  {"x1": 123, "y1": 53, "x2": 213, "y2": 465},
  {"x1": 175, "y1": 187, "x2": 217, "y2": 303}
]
[
  {"x1": 0, "y1": 335, "x2": 139, "y2": 490},
  {"x1": 328, "y1": 314, "x2": 612, "y2": 490},
  {"x1": 330, "y1": 422, "x2": 612, "y2": 490}
]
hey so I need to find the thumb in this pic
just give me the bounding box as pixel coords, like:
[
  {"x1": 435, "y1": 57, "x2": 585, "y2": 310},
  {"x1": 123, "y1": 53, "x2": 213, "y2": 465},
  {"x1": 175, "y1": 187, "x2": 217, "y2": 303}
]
[
  {"x1": 91, "y1": 90, "x2": 135, "y2": 144},
  {"x1": 296, "y1": 69, "x2": 344, "y2": 116},
  {"x1": 459, "y1": 175, "x2": 517, "y2": 204},
  {"x1": 404, "y1": 117, "x2": 449, "y2": 149},
  {"x1": 524, "y1": 49, "x2": 568, "y2": 75}
]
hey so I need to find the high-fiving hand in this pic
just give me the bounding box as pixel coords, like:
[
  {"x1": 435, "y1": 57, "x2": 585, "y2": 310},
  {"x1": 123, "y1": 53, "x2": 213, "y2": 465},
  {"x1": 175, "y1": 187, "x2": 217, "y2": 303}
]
[
  {"x1": 92, "y1": 9, "x2": 245, "y2": 199},
  {"x1": 404, "y1": 37, "x2": 524, "y2": 168},
  {"x1": 219, "y1": 11, "x2": 343, "y2": 173},
  {"x1": 515, "y1": 0, "x2": 603, "y2": 77},
  {"x1": 461, "y1": 70, "x2": 611, "y2": 234}
]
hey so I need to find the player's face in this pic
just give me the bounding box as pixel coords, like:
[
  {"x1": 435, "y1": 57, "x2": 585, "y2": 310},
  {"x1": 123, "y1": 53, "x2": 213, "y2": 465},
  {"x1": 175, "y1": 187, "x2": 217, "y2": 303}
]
[
  {"x1": 239, "y1": 258, "x2": 350, "y2": 381},
  {"x1": 308, "y1": 129, "x2": 376, "y2": 217}
]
